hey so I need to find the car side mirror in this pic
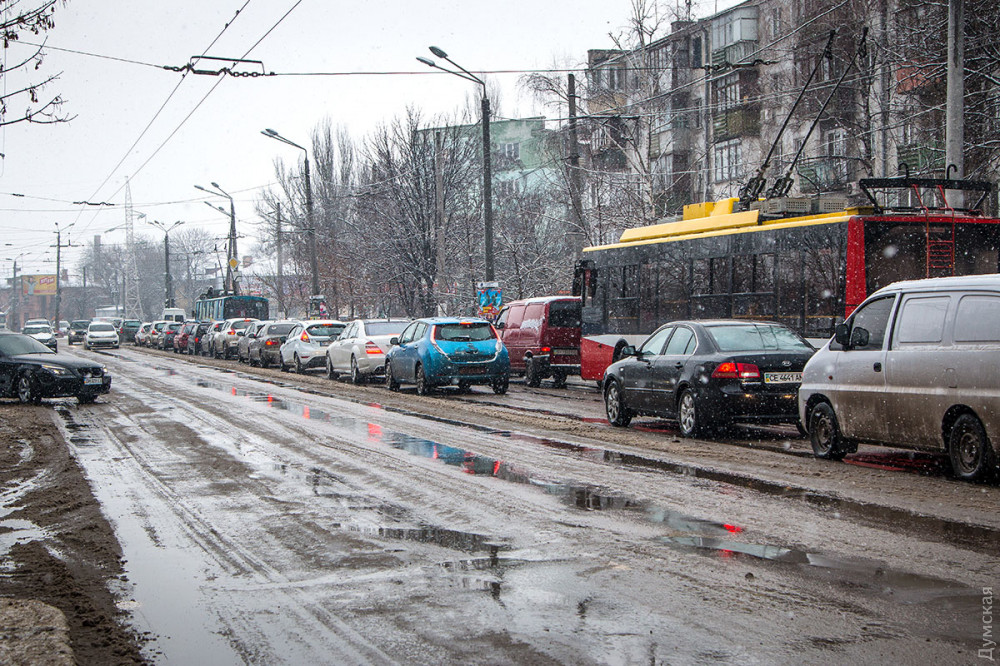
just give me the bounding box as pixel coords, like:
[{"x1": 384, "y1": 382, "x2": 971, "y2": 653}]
[
  {"x1": 834, "y1": 323, "x2": 850, "y2": 347},
  {"x1": 237, "y1": 331, "x2": 245, "y2": 337},
  {"x1": 620, "y1": 345, "x2": 636, "y2": 358},
  {"x1": 279, "y1": 336, "x2": 287, "y2": 343},
  {"x1": 495, "y1": 321, "x2": 505, "y2": 330},
  {"x1": 849, "y1": 326, "x2": 870, "y2": 348},
  {"x1": 390, "y1": 337, "x2": 399, "y2": 346}
]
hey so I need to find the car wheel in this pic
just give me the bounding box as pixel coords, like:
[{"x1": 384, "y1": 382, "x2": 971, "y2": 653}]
[
  {"x1": 279, "y1": 355, "x2": 289, "y2": 372},
  {"x1": 294, "y1": 354, "x2": 305, "y2": 374},
  {"x1": 949, "y1": 414, "x2": 996, "y2": 482},
  {"x1": 17, "y1": 373, "x2": 41, "y2": 405},
  {"x1": 350, "y1": 357, "x2": 364, "y2": 385},
  {"x1": 551, "y1": 371, "x2": 567, "y2": 389},
  {"x1": 677, "y1": 388, "x2": 702, "y2": 438},
  {"x1": 415, "y1": 364, "x2": 430, "y2": 395},
  {"x1": 386, "y1": 361, "x2": 399, "y2": 391},
  {"x1": 604, "y1": 380, "x2": 632, "y2": 427},
  {"x1": 524, "y1": 357, "x2": 541, "y2": 387},
  {"x1": 77, "y1": 394, "x2": 96, "y2": 405},
  {"x1": 491, "y1": 373, "x2": 509, "y2": 395},
  {"x1": 260, "y1": 354, "x2": 270, "y2": 369},
  {"x1": 457, "y1": 380, "x2": 472, "y2": 393},
  {"x1": 325, "y1": 355, "x2": 337, "y2": 380},
  {"x1": 808, "y1": 402, "x2": 847, "y2": 461}
]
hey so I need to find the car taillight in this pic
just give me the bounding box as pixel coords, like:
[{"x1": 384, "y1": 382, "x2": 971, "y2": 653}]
[
  {"x1": 266, "y1": 339, "x2": 279, "y2": 346},
  {"x1": 712, "y1": 361, "x2": 761, "y2": 381},
  {"x1": 364, "y1": 341, "x2": 381, "y2": 355},
  {"x1": 301, "y1": 332, "x2": 310, "y2": 342},
  {"x1": 540, "y1": 346, "x2": 551, "y2": 354}
]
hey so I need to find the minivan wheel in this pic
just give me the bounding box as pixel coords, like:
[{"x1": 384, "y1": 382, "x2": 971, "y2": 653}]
[
  {"x1": 415, "y1": 364, "x2": 429, "y2": 396},
  {"x1": 551, "y1": 371, "x2": 567, "y2": 389},
  {"x1": 809, "y1": 402, "x2": 847, "y2": 461},
  {"x1": 604, "y1": 380, "x2": 632, "y2": 427},
  {"x1": 524, "y1": 358, "x2": 541, "y2": 387},
  {"x1": 677, "y1": 389, "x2": 702, "y2": 438},
  {"x1": 949, "y1": 414, "x2": 996, "y2": 482}
]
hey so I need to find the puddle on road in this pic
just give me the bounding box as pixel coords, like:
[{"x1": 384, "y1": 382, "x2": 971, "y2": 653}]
[
  {"x1": 0, "y1": 518, "x2": 50, "y2": 560},
  {"x1": 161, "y1": 365, "x2": 1000, "y2": 556}
]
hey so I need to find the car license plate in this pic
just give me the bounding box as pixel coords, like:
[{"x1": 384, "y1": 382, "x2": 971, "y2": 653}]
[
  {"x1": 458, "y1": 366, "x2": 484, "y2": 375},
  {"x1": 764, "y1": 372, "x2": 801, "y2": 384},
  {"x1": 553, "y1": 348, "x2": 578, "y2": 356},
  {"x1": 83, "y1": 377, "x2": 102, "y2": 385}
]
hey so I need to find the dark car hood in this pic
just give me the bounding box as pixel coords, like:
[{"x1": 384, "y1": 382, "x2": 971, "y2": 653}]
[{"x1": 11, "y1": 353, "x2": 103, "y2": 370}]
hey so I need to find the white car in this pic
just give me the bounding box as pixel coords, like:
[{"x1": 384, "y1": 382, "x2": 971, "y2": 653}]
[
  {"x1": 279, "y1": 320, "x2": 345, "y2": 373},
  {"x1": 23, "y1": 323, "x2": 57, "y2": 351},
  {"x1": 325, "y1": 318, "x2": 410, "y2": 383},
  {"x1": 84, "y1": 321, "x2": 120, "y2": 349}
]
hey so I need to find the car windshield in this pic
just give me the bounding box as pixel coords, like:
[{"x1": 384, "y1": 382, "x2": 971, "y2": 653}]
[
  {"x1": 706, "y1": 324, "x2": 813, "y2": 352},
  {"x1": 0, "y1": 334, "x2": 55, "y2": 356},
  {"x1": 90, "y1": 323, "x2": 115, "y2": 332},
  {"x1": 435, "y1": 322, "x2": 496, "y2": 342},
  {"x1": 365, "y1": 321, "x2": 409, "y2": 336},
  {"x1": 71, "y1": 321, "x2": 90, "y2": 330},
  {"x1": 306, "y1": 324, "x2": 344, "y2": 337},
  {"x1": 23, "y1": 326, "x2": 52, "y2": 335},
  {"x1": 267, "y1": 323, "x2": 297, "y2": 335}
]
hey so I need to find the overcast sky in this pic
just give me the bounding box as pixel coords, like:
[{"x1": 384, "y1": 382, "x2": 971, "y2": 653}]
[{"x1": 1, "y1": 0, "x2": 738, "y2": 278}]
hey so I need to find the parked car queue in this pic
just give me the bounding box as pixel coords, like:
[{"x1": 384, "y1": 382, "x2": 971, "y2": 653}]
[{"x1": 118, "y1": 274, "x2": 1000, "y2": 483}]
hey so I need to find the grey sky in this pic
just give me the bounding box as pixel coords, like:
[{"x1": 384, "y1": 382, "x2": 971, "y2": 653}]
[{"x1": 1, "y1": 0, "x2": 736, "y2": 278}]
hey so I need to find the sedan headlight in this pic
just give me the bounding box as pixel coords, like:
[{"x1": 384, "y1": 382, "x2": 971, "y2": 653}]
[{"x1": 40, "y1": 364, "x2": 73, "y2": 376}]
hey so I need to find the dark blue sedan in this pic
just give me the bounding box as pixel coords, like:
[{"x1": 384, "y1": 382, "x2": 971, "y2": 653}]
[{"x1": 385, "y1": 317, "x2": 510, "y2": 395}]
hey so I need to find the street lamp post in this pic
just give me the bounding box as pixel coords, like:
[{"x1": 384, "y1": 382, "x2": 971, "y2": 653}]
[
  {"x1": 195, "y1": 183, "x2": 239, "y2": 295},
  {"x1": 417, "y1": 46, "x2": 494, "y2": 281},
  {"x1": 53, "y1": 222, "x2": 76, "y2": 331},
  {"x1": 146, "y1": 220, "x2": 185, "y2": 309},
  {"x1": 260, "y1": 129, "x2": 319, "y2": 298}
]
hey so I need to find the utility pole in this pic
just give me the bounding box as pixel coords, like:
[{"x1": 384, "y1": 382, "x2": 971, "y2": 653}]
[
  {"x1": 275, "y1": 202, "x2": 284, "y2": 318},
  {"x1": 567, "y1": 73, "x2": 586, "y2": 255},
  {"x1": 434, "y1": 130, "x2": 447, "y2": 314},
  {"x1": 946, "y1": 0, "x2": 965, "y2": 204},
  {"x1": 53, "y1": 224, "x2": 78, "y2": 329}
]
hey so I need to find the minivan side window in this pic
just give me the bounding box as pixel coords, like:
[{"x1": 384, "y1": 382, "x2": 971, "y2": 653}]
[
  {"x1": 548, "y1": 300, "x2": 581, "y2": 328},
  {"x1": 893, "y1": 296, "x2": 950, "y2": 346},
  {"x1": 506, "y1": 305, "x2": 525, "y2": 329},
  {"x1": 523, "y1": 303, "x2": 546, "y2": 329},
  {"x1": 844, "y1": 295, "x2": 895, "y2": 351},
  {"x1": 954, "y1": 295, "x2": 1000, "y2": 342}
]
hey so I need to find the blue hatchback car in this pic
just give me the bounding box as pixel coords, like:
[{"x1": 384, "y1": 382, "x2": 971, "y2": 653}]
[{"x1": 385, "y1": 317, "x2": 510, "y2": 395}]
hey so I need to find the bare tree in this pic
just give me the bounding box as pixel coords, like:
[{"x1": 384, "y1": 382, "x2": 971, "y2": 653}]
[{"x1": 1, "y1": 0, "x2": 74, "y2": 128}]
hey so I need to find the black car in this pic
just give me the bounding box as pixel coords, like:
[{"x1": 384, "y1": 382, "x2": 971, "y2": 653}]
[
  {"x1": 602, "y1": 320, "x2": 816, "y2": 436},
  {"x1": 158, "y1": 322, "x2": 183, "y2": 350},
  {"x1": 67, "y1": 320, "x2": 91, "y2": 345},
  {"x1": 0, "y1": 332, "x2": 111, "y2": 404}
]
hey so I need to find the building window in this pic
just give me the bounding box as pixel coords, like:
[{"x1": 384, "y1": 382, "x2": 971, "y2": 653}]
[
  {"x1": 499, "y1": 142, "x2": 520, "y2": 161},
  {"x1": 716, "y1": 72, "x2": 740, "y2": 112},
  {"x1": 692, "y1": 36, "x2": 703, "y2": 68},
  {"x1": 771, "y1": 8, "x2": 782, "y2": 37},
  {"x1": 714, "y1": 139, "x2": 741, "y2": 182}
]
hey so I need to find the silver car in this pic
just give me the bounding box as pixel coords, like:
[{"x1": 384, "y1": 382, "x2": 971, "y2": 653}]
[
  {"x1": 799, "y1": 274, "x2": 1000, "y2": 482},
  {"x1": 325, "y1": 318, "x2": 410, "y2": 383},
  {"x1": 279, "y1": 320, "x2": 345, "y2": 373},
  {"x1": 23, "y1": 324, "x2": 57, "y2": 351},
  {"x1": 84, "y1": 321, "x2": 120, "y2": 349}
]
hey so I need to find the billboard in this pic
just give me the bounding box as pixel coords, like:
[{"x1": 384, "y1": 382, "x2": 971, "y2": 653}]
[
  {"x1": 21, "y1": 274, "x2": 57, "y2": 296},
  {"x1": 476, "y1": 281, "x2": 502, "y2": 320}
]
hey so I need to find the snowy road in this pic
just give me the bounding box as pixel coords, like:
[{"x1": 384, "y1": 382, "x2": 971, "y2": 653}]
[{"x1": 51, "y1": 345, "x2": 998, "y2": 664}]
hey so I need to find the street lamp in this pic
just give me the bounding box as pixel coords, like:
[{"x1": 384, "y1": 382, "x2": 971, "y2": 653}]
[
  {"x1": 417, "y1": 46, "x2": 494, "y2": 281},
  {"x1": 260, "y1": 128, "x2": 320, "y2": 299},
  {"x1": 146, "y1": 220, "x2": 185, "y2": 309},
  {"x1": 195, "y1": 183, "x2": 239, "y2": 295},
  {"x1": 53, "y1": 222, "x2": 76, "y2": 331}
]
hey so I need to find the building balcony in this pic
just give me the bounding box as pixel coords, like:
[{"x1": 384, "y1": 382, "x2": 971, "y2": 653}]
[
  {"x1": 712, "y1": 106, "x2": 760, "y2": 142},
  {"x1": 897, "y1": 142, "x2": 944, "y2": 175}
]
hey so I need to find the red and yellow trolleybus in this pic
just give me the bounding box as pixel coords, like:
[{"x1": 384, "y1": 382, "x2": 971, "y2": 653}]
[{"x1": 573, "y1": 177, "x2": 1000, "y2": 381}]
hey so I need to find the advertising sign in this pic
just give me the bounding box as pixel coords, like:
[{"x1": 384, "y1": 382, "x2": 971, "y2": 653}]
[
  {"x1": 22, "y1": 274, "x2": 57, "y2": 296},
  {"x1": 476, "y1": 282, "x2": 502, "y2": 320}
]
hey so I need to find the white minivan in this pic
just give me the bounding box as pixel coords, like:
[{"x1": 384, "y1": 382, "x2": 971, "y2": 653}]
[{"x1": 799, "y1": 274, "x2": 1000, "y2": 481}]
